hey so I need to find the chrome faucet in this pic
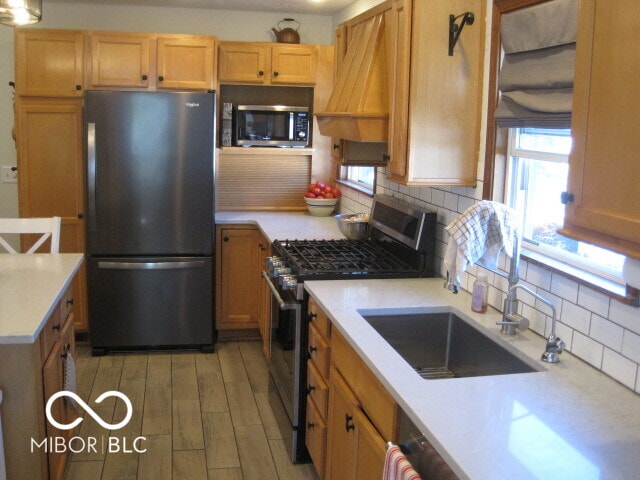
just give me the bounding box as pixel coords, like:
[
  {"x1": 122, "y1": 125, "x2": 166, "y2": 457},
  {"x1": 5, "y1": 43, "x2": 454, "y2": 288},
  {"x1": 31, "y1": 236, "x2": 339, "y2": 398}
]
[{"x1": 496, "y1": 284, "x2": 565, "y2": 363}]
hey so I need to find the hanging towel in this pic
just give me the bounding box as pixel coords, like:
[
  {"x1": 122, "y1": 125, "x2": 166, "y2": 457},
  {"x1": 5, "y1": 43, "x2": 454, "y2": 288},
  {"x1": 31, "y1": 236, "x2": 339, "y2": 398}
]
[
  {"x1": 63, "y1": 349, "x2": 78, "y2": 410},
  {"x1": 383, "y1": 444, "x2": 422, "y2": 480},
  {"x1": 444, "y1": 201, "x2": 519, "y2": 287}
]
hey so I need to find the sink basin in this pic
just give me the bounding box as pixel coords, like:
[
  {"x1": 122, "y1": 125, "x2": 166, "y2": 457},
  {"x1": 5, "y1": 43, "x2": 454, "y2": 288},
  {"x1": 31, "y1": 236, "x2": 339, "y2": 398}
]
[{"x1": 359, "y1": 309, "x2": 542, "y2": 379}]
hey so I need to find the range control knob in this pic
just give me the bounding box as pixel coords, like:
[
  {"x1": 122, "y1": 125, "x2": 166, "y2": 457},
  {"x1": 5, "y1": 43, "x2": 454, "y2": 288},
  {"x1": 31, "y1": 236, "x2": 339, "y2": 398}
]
[
  {"x1": 281, "y1": 275, "x2": 299, "y2": 290},
  {"x1": 274, "y1": 267, "x2": 292, "y2": 279},
  {"x1": 265, "y1": 256, "x2": 283, "y2": 270}
]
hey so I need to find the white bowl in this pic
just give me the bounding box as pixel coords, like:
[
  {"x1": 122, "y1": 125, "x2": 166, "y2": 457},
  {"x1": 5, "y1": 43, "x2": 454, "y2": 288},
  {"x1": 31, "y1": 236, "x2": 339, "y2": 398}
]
[{"x1": 304, "y1": 197, "x2": 338, "y2": 216}]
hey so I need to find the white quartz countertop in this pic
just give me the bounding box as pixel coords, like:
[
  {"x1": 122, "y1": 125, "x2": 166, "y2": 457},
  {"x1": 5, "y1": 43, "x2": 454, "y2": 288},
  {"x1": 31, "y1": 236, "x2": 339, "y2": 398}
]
[
  {"x1": 215, "y1": 211, "x2": 345, "y2": 243},
  {"x1": 305, "y1": 278, "x2": 640, "y2": 480},
  {"x1": 0, "y1": 253, "x2": 84, "y2": 344}
]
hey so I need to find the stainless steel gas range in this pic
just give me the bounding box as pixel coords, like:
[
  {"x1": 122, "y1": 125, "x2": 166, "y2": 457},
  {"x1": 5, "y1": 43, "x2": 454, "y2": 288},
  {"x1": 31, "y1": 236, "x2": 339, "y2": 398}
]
[{"x1": 261, "y1": 195, "x2": 437, "y2": 463}]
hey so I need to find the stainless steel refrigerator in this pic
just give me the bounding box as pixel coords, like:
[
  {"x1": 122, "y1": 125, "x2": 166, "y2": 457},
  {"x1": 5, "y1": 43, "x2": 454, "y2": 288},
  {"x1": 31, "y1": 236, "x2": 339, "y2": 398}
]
[{"x1": 85, "y1": 90, "x2": 216, "y2": 355}]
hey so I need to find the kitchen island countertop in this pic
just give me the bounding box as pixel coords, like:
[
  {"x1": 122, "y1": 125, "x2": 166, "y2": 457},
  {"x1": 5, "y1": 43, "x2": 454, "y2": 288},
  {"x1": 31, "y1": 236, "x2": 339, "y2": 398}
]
[
  {"x1": 305, "y1": 277, "x2": 640, "y2": 480},
  {"x1": 0, "y1": 253, "x2": 83, "y2": 344}
]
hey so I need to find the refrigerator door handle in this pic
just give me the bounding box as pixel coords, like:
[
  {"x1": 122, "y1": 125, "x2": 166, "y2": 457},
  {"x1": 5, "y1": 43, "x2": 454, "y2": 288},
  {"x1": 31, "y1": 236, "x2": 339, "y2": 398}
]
[
  {"x1": 87, "y1": 122, "x2": 97, "y2": 231},
  {"x1": 98, "y1": 260, "x2": 206, "y2": 270}
]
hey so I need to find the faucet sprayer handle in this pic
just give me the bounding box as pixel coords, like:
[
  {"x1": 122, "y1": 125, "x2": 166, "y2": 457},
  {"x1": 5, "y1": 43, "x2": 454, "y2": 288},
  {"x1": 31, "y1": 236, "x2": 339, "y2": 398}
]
[{"x1": 496, "y1": 313, "x2": 529, "y2": 331}]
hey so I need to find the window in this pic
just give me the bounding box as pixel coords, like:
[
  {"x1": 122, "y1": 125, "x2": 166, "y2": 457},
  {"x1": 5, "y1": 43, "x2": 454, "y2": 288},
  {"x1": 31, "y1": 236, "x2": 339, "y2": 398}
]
[
  {"x1": 339, "y1": 165, "x2": 375, "y2": 194},
  {"x1": 506, "y1": 127, "x2": 625, "y2": 282}
]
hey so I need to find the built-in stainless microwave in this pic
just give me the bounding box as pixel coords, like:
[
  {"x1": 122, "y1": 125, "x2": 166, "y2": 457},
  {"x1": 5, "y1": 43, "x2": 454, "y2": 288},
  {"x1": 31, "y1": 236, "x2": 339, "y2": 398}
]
[{"x1": 233, "y1": 105, "x2": 310, "y2": 147}]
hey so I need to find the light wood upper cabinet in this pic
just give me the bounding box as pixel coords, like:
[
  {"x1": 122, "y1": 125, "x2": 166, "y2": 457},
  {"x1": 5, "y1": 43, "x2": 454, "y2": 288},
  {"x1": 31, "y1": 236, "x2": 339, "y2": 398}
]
[
  {"x1": 386, "y1": 0, "x2": 486, "y2": 186},
  {"x1": 87, "y1": 32, "x2": 216, "y2": 90},
  {"x1": 559, "y1": 0, "x2": 640, "y2": 259},
  {"x1": 87, "y1": 33, "x2": 151, "y2": 88},
  {"x1": 15, "y1": 29, "x2": 84, "y2": 97},
  {"x1": 218, "y1": 42, "x2": 317, "y2": 85},
  {"x1": 156, "y1": 36, "x2": 216, "y2": 90}
]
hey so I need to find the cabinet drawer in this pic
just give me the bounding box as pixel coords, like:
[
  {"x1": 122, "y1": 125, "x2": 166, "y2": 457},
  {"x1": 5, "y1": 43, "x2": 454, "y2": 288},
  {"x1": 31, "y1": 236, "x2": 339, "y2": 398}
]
[
  {"x1": 332, "y1": 328, "x2": 398, "y2": 441},
  {"x1": 59, "y1": 284, "x2": 74, "y2": 321},
  {"x1": 306, "y1": 395, "x2": 327, "y2": 479},
  {"x1": 308, "y1": 322, "x2": 330, "y2": 379},
  {"x1": 307, "y1": 360, "x2": 329, "y2": 418},
  {"x1": 40, "y1": 308, "x2": 62, "y2": 364},
  {"x1": 308, "y1": 297, "x2": 331, "y2": 339}
]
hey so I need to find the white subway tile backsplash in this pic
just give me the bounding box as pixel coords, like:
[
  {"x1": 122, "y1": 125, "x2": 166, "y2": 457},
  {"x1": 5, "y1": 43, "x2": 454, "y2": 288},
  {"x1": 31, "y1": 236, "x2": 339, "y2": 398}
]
[
  {"x1": 609, "y1": 300, "x2": 640, "y2": 336},
  {"x1": 550, "y1": 274, "x2": 579, "y2": 303},
  {"x1": 578, "y1": 286, "x2": 610, "y2": 318},
  {"x1": 622, "y1": 330, "x2": 640, "y2": 364},
  {"x1": 590, "y1": 315, "x2": 624, "y2": 351},
  {"x1": 602, "y1": 349, "x2": 638, "y2": 390},
  {"x1": 571, "y1": 331, "x2": 604, "y2": 369},
  {"x1": 337, "y1": 170, "x2": 640, "y2": 394},
  {"x1": 560, "y1": 301, "x2": 591, "y2": 335}
]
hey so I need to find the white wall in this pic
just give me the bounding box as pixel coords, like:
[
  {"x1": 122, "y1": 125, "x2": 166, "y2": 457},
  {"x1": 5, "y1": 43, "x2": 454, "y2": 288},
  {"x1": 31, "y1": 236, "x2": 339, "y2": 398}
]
[{"x1": 0, "y1": 2, "x2": 335, "y2": 220}]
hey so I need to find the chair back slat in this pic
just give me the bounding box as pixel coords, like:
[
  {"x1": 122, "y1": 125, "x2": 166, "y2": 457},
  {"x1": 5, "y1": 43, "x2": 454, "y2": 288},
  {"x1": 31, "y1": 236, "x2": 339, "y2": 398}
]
[{"x1": 0, "y1": 217, "x2": 62, "y2": 254}]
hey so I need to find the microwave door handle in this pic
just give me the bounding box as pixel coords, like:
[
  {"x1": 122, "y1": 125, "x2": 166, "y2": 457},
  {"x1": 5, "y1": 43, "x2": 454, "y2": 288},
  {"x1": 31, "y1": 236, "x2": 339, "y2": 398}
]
[{"x1": 289, "y1": 112, "x2": 294, "y2": 141}]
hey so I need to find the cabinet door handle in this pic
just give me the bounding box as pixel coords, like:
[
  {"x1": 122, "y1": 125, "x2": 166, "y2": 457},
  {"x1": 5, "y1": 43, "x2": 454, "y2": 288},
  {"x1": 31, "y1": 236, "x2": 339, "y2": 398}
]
[
  {"x1": 306, "y1": 385, "x2": 315, "y2": 394},
  {"x1": 158, "y1": 76, "x2": 164, "y2": 82},
  {"x1": 75, "y1": 85, "x2": 82, "y2": 91},
  {"x1": 333, "y1": 143, "x2": 340, "y2": 150},
  {"x1": 77, "y1": 213, "x2": 84, "y2": 219},
  {"x1": 382, "y1": 153, "x2": 390, "y2": 162},
  {"x1": 223, "y1": 236, "x2": 229, "y2": 242},
  {"x1": 258, "y1": 70, "x2": 264, "y2": 76},
  {"x1": 67, "y1": 298, "x2": 74, "y2": 306},
  {"x1": 309, "y1": 345, "x2": 317, "y2": 354},
  {"x1": 273, "y1": 71, "x2": 279, "y2": 77},
  {"x1": 53, "y1": 324, "x2": 61, "y2": 331},
  {"x1": 308, "y1": 312, "x2": 317, "y2": 323},
  {"x1": 345, "y1": 414, "x2": 355, "y2": 432},
  {"x1": 141, "y1": 74, "x2": 148, "y2": 80},
  {"x1": 308, "y1": 422, "x2": 315, "y2": 429}
]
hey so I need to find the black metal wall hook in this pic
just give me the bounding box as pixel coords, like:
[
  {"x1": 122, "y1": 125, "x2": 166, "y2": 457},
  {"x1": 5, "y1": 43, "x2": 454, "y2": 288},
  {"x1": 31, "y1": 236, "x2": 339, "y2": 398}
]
[{"x1": 449, "y1": 12, "x2": 475, "y2": 56}]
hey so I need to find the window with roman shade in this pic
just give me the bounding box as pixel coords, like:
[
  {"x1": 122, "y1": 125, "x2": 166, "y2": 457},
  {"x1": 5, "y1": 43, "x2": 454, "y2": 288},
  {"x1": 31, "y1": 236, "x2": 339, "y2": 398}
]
[{"x1": 494, "y1": 0, "x2": 578, "y2": 128}]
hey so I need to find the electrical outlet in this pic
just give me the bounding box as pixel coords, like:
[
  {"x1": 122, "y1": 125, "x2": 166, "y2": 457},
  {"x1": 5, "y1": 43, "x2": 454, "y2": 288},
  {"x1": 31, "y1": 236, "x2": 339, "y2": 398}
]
[{"x1": 2, "y1": 166, "x2": 17, "y2": 183}]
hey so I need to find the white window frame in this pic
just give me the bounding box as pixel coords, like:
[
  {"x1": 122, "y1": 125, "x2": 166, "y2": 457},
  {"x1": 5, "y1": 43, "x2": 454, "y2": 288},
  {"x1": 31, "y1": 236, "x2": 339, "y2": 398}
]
[
  {"x1": 338, "y1": 165, "x2": 376, "y2": 195},
  {"x1": 505, "y1": 128, "x2": 625, "y2": 285}
]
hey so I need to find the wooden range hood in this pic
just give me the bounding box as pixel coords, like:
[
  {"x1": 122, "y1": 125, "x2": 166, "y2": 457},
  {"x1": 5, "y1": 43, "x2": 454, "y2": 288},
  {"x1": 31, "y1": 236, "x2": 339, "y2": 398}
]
[{"x1": 315, "y1": 12, "x2": 390, "y2": 142}]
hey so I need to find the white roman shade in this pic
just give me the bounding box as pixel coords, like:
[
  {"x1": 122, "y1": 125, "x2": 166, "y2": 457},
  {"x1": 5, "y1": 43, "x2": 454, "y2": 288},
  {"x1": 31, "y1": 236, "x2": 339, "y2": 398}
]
[{"x1": 495, "y1": 0, "x2": 578, "y2": 127}]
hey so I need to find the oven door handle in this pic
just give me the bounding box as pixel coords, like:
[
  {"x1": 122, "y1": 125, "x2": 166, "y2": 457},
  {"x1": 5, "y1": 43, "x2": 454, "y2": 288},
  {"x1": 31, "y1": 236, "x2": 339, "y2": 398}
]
[{"x1": 262, "y1": 270, "x2": 298, "y2": 311}]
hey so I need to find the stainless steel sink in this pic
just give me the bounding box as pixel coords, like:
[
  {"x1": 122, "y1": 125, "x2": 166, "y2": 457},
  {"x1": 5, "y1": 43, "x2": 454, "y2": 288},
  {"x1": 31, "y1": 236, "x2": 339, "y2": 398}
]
[{"x1": 359, "y1": 309, "x2": 542, "y2": 379}]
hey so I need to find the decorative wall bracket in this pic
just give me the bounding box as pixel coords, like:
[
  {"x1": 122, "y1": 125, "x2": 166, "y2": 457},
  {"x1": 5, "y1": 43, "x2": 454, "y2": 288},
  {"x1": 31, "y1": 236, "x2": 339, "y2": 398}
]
[{"x1": 449, "y1": 12, "x2": 475, "y2": 56}]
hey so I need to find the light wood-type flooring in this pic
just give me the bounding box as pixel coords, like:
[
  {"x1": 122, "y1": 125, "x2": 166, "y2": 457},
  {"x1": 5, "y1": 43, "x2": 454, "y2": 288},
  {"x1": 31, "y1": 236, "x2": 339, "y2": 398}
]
[{"x1": 64, "y1": 341, "x2": 318, "y2": 480}]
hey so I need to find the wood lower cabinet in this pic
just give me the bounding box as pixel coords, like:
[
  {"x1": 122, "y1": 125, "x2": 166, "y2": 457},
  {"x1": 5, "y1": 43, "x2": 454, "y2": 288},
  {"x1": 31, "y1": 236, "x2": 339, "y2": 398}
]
[
  {"x1": 16, "y1": 99, "x2": 88, "y2": 332},
  {"x1": 216, "y1": 225, "x2": 263, "y2": 331},
  {"x1": 307, "y1": 299, "x2": 397, "y2": 479},
  {"x1": 218, "y1": 42, "x2": 318, "y2": 85},
  {"x1": 15, "y1": 29, "x2": 84, "y2": 97},
  {"x1": 0, "y1": 282, "x2": 78, "y2": 480},
  {"x1": 87, "y1": 32, "x2": 217, "y2": 90},
  {"x1": 559, "y1": 0, "x2": 640, "y2": 259},
  {"x1": 258, "y1": 231, "x2": 271, "y2": 357}
]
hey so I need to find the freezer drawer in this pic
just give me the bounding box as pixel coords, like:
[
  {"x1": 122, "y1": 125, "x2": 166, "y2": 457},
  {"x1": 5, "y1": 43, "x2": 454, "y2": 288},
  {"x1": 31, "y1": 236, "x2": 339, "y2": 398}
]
[{"x1": 88, "y1": 256, "x2": 214, "y2": 353}]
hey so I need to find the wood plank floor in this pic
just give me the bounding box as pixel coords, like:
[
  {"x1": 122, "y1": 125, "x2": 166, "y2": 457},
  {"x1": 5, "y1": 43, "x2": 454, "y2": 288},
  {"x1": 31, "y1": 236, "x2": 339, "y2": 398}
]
[{"x1": 64, "y1": 341, "x2": 318, "y2": 480}]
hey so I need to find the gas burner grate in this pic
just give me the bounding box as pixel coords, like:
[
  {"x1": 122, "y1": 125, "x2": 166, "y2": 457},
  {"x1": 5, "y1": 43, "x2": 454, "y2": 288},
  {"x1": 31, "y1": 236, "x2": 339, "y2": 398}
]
[{"x1": 277, "y1": 239, "x2": 417, "y2": 276}]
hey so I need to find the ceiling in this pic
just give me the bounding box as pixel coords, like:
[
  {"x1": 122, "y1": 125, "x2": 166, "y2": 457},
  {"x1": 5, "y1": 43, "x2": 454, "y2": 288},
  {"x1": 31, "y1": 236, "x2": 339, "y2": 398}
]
[{"x1": 45, "y1": 0, "x2": 359, "y2": 15}]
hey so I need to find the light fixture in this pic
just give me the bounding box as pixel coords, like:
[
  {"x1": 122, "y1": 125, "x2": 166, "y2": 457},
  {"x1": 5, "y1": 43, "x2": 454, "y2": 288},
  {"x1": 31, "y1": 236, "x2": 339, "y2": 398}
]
[{"x1": 0, "y1": 0, "x2": 41, "y2": 26}]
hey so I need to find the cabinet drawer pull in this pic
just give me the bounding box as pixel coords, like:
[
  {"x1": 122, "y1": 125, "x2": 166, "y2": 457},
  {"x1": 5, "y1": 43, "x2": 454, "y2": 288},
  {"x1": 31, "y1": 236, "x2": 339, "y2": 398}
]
[
  {"x1": 273, "y1": 71, "x2": 279, "y2": 77},
  {"x1": 307, "y1": 422, "x2": 315, "y2": 429},
  {"x1": 67, "y1": 298, "x2": 74, "y2": 306},
  {"x1": 75, "y1": 85, "x2": 82, "y2": 91},
  {"x1": 158, "y1": 76, "x2": 164, "y2": 82},
  {"x1": 345, "y1": 414, "x2": 355, "y2": 432},
  {"x1": 309, "y1": 345, "x2": 317, "y2": 353},
  {"x1": 53, "y1": 324, "x2": 61, "y2": 331},
  {"x1": 308, "y1": 312, "x2": 317, "y2": 323},
  {"x1": 306, "y1": 385, "x2": 315, "y2": 394},
  {"x1": 258, "y1": 70, "x2": 264, "y2": 76},
  {"x1": 141, "y1": 74, "x2": 148, "y2": 80}
]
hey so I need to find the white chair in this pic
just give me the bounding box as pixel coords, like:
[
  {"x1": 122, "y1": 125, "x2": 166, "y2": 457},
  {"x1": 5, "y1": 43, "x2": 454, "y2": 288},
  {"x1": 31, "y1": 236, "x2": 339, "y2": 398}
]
[{"x1": 0, "y1": 217, "x2": 62, "y2": 253}]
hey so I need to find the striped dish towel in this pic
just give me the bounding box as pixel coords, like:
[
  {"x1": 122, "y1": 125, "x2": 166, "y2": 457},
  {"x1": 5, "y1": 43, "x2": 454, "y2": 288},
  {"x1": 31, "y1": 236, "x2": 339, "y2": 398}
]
[
  {"x1": 444, "y1": 201, "x2": 519, "y2": 287},
  {"x1": 383, "y1": 444, "x2": 421, "y2": 480}
]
